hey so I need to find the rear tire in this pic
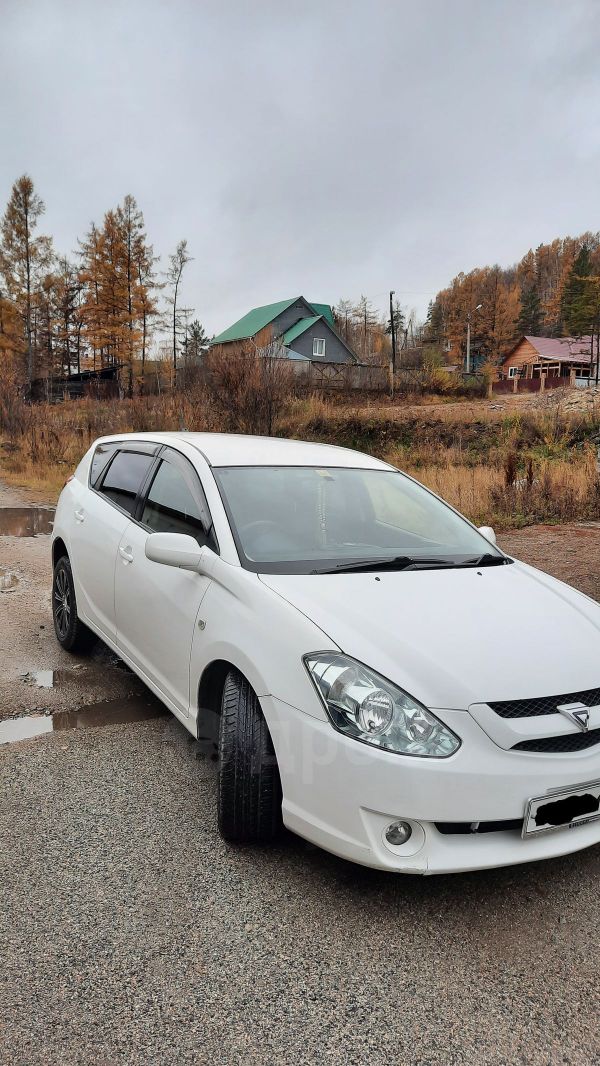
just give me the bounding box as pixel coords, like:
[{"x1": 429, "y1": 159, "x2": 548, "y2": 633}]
[
  {"x1": 52, "y1": 555, "x2": 95, "y2": 653},
  {"x1": 218, "y1": 670, "x2": 283, "y2": 844}
]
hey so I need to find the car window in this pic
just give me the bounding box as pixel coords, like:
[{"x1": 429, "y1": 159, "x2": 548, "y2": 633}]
[
  {"x1": 363, "y1": 472, "x2": 438, "y2": 537},
  {"x1": 90, "y1": 442, "x2": 119, "y2": 487},
  {"x1": 99, "y1": 451, "x2": 154, "y2": 515},
  {"x1": 141, "y1": 460, "x2": 209, "y2": 545},
  {"x1": 214, "y1": 465, "x2": 503, "y2": 573}
]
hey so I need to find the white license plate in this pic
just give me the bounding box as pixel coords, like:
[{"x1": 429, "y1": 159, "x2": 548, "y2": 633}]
[{"x1": 523, "y1": 779, "x2": 600, "y2": 837}]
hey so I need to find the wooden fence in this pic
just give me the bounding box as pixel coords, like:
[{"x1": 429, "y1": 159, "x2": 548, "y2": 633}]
[
  {"x1": 293, "y1": 362, "x2": 460, "y2": 392},
  {"x1": 293, "y1": 361, "x2": 390, "y2": 390},
  {"x1": 492, "y1": 374, "x2": 576, "y2": 396}
]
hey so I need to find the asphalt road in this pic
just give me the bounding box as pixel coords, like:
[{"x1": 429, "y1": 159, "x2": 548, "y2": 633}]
[{"x1": 2, "y1": 480, "x2": 600, "y2": 1065}]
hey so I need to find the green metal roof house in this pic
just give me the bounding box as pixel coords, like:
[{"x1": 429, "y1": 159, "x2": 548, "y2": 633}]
[{"x1": 211, "y1": 297, "x2": 357, "y2": 364}]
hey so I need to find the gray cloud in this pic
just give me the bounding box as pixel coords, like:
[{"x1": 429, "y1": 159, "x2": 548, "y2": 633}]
[{"x1": 1, "y1": 0, "x2": 599, "y2": 332}]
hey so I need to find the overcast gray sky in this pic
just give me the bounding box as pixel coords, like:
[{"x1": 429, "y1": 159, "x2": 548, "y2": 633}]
[{"x1": 2, "y1": 0, "x2": 599, "y2": 334}]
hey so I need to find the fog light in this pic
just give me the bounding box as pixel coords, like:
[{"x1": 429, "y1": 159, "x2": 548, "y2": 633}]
[{"x1": 385, "y1": 820, "x2": 412, "y2": 846}]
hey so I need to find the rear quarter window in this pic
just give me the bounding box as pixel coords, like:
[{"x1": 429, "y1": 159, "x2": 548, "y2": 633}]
[
  {"x1": 98, "y1": 451, "x2": 154, "y2": 515},
  {"x1": 90, "y1": 443, "x2": 120, "y2": 487}
]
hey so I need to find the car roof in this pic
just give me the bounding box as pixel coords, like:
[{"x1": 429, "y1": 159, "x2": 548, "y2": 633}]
[{"x1": 96, "y1": 431, "x2": 392, "y2": 470}]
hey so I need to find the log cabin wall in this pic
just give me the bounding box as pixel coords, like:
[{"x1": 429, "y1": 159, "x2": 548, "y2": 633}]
[{"x1": 501, "y1": 338, "x2": 539, "y2": 377}]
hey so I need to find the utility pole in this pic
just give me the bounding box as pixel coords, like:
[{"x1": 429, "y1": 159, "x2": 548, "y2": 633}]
[
  {"x1": 389, "y1": 291, "x2": 397, "y2": 372},
  {"x1": 389, "y1": 290, "x2": 396, "y2": 397},
  {"x1": 465, "y1": 303, "x2": 482, "y2": 375}
]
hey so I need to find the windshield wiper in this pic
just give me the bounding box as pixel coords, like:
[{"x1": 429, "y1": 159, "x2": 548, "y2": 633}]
[
  {"x1": 311, "y1": 556, "x2": 455, "y2": 575},
  {"x1": 311, "y1": 552, "x2": 512, "y2": 574},
  {"x1": 465, "y1": 553, "x2": 510, "y2": 567}
]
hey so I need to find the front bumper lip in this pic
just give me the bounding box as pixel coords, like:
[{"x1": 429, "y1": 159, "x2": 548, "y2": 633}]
[
  {"x1": 351, "y1": 813, "x2": 600, "y2": 875},
  {"x1": 262, "y1": 696, "x2": 600, "y2": 874}
]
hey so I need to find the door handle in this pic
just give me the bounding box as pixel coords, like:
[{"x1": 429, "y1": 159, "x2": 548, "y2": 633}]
[
  {"x1": 74, "y1": 509, "x2": 85, "y2": 523},
  {"x1": 119, "y1": 546, "x2": 134, "y2": 564}
]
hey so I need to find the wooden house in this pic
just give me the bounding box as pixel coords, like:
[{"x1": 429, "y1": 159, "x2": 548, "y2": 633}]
[{"x1": 500, "y1": 336, "x2": 595, "y2": 384}]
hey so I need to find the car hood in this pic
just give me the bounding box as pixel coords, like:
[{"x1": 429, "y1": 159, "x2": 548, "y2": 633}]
[{"x1": 259, "y1": 561, "x2": 600, "y2": 710}]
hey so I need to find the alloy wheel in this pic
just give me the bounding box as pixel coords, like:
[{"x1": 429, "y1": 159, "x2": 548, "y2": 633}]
[{"x1": 53, "y1": 567, "x2": 71, "y2": 639}]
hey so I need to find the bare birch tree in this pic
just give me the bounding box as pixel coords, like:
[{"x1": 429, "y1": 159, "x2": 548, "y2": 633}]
[{"x1": 164, "y1": 239, "x2": 192, "y2": 378}]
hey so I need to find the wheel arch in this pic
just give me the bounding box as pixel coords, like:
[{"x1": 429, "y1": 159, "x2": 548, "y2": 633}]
[
  {"x1": 52, "y1": 536, "x2": 68, "y2": 568},
  {"x1": 196, "y1": 659, "x2": 237, "y2": 743},
  {"x1": 196, "y1": 655, "x2": 277, "y2": 745}
]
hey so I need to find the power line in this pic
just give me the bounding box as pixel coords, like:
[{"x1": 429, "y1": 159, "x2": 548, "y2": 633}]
[{"x1": 369, "y1": 288, "x2": 438, "y2": 299}]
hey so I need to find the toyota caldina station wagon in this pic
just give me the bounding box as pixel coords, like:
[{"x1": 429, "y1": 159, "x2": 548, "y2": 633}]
[{"x1": 51, "y1": 432, "x2": 600, "y2": 874}]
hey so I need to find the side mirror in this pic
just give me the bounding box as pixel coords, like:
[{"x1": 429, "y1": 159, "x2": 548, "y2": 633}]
[
  {"x1": 145, "y1": 532, "x2": 204, "y2": 572},
  {"x1": 478, "y1": 525, "x2": 497, "y2": 545}
]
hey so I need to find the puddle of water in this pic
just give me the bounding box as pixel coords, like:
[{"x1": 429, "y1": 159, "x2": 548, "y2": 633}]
[
  {"x1": 0, "y1": 506, "x2": 55, "y2": 537},
  {"x1": 0, "y1": 694, "x2": 166, "y2": 746},
  {"x1": 19, "y1": 670, "x2": 55, "y2": 688},
  {"x1": 0, "y1": 715, "x2": 53, "y2": 744},
  {"x1": 53, "y1": 695, "x2": 165, "y2": 731},
  {"x1": 19, "y1": 657, "x2": 140, "y2": 700},
  {"x1": 0, "y1": 567, "x2": 19, "y2": 592}
]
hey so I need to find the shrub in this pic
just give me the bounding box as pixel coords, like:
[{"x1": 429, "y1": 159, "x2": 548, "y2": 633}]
[{"x1": 203, "y1": 344, "x2": 294, "y2": 435}]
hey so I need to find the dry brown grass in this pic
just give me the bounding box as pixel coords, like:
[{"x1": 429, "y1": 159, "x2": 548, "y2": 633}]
[
  {"x1": 2, "y1": 388, "x2": 600, "y2": 529},
  {"x1": 0, "y1": 452, "x2": 69, "y2": 499},
  {"x1": 398, "y1": 450, "x2": 600, "y2": 529},
  {"x1": 0, "y1": 393, "x2": 212, "y2": 500},
  {"x1": 403, "y1": 463, "x2": 500, "y2": 523}
]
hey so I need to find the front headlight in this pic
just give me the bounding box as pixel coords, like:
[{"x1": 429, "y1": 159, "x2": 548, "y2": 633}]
[{"x1": 304, "y1": 653, "x2": 460, "y2": 758}]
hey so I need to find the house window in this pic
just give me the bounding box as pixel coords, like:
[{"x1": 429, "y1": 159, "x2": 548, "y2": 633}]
[
  {"x1": 507, "y1": 366, "x2": 520, "y2": 378},
  {"x1": 313, "y1": 338, "x2": 326, "y2": 358}
]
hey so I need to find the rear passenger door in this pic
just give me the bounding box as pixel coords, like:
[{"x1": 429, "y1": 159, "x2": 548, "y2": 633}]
[
  {"x1": 70, "y1": 442, "x2": 157, "y2": 642},
  {"x1": 114, "y1": 448, "x2": 216, "y2": 717}
]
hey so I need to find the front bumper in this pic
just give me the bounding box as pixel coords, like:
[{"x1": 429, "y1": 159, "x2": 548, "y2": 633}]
[{"x1": 262, "y1": 696, "x2": 600, "y2": 874}]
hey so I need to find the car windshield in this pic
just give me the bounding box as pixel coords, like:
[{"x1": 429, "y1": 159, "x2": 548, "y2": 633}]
[{"x1": 213, "y1": 465, "x2": 505, "y2": 575}]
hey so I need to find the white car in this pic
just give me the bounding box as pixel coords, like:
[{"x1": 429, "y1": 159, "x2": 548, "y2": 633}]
[{"x1": 51, "y1": 432, "x2": 600, "y2": 874}]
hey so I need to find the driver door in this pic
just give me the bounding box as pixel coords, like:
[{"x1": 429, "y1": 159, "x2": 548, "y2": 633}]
[{"x1": 114, "y1": 448, "x2": 216, "y2": 717}]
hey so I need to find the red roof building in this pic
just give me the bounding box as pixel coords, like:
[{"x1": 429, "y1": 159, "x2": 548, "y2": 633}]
[{"x1": 500, "y1": 335, "x2": 596, "y2": 383}]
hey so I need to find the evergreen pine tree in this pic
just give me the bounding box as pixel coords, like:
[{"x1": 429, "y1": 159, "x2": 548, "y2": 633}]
[
  {"x1": 562, "y1": 245, "x2": 593, "y2": 335},
  {"x1": 183, "y1": 320, "x2": 208, "y2": 362},
  {"x1": 424, "y1": 299, "x2": 444, "y2": 344},
  {"x1": 517, "y1": 287, "x2": 542, "y2": 335},
  {"x1": 385, "y1": 298, "x2": 405, "y2": 339}
]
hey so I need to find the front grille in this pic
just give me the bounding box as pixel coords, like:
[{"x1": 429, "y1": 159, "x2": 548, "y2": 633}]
[
  {"x1": 513, "y1": 728, "x2": 600, "y2": 753},
  {"x1": 488, "y1": 687, "x2": 600, "y2": 719},
  {"x1": 435, "y1": 819, "x2": 522, "y2": 835}
]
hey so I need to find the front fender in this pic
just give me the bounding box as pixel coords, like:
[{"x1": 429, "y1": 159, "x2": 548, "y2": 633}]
[{"x1": 190, "y1": 570, "x2": 336, "y2": 729}]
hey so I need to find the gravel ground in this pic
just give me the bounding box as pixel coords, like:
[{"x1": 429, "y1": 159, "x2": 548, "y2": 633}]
[
  {"x1": 3, "y1": 715, "x2": 600, "y2": 1066},
  {"x1": 501, "y1": 522, "x2": 600, "y2": 602},
  {"x1": 0, "y1": 483, "x2": 152, "y2": 720},
  {"x1": 3, "y1": 481, "x2": 600, "y2": 1065}
]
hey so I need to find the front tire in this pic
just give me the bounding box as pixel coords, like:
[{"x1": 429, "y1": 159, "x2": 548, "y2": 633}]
[
  {"x1": 52, "y1": 555, "x2": 95, "y2": 653},
  {"x1": 218, "y1": 671, "x2": 283, "y2": 844}
]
